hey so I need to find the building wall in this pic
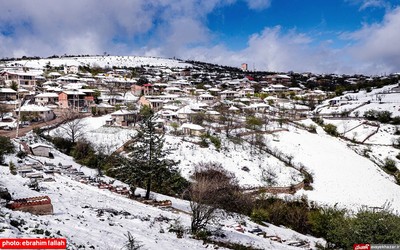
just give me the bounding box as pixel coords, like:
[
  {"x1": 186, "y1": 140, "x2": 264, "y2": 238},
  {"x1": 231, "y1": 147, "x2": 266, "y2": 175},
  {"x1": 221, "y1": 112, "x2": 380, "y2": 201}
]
[{"x1": 31, "y1": 147, "x2": 50, "y2": 157}]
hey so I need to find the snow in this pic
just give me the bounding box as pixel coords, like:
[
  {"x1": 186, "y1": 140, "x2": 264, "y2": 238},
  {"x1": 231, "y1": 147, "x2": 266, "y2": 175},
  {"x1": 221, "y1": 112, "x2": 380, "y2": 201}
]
[
  {"x1": 266, "y1": 127, "x2": 400, "y2": 212},
  {"x1": 7, "y1": 56, "x2": 192, "y2": 70},
  {"x1": 1, "y1": 141, "x2": 324, "y2": 250}
]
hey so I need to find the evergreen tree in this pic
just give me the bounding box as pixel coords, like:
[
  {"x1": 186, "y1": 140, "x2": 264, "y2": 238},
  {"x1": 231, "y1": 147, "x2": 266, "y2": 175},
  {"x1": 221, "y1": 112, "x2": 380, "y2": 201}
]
[
  {"x1": 115, "y1": 114, "x2": 179, "y2": 199},
  {"x1": 0, "y1": 136, "x2": 15, "y2": 165}
]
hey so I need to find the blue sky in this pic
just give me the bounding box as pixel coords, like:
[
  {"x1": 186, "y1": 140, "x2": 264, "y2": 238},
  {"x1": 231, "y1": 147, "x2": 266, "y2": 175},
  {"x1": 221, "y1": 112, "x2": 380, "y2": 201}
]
[{"x1": 0, "y1": 0, "x2": 400, "y2": 74}]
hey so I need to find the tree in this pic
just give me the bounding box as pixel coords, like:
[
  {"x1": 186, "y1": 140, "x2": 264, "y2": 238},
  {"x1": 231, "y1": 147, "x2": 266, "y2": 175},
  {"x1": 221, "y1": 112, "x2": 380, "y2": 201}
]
[
  {"x1": 245, "y1": 115, "x2": 262, "y2": 131},
  {"x1": 0, "y1": 103, "x2": 10, "y2": 120},
  {"x1": 216, "y1": 104, "x2": 235, "y2": 137},
  {"x1": 115, "y1": 114, "x2": 179, "y2": 199},
  {"x1": 139, "y1": 105, "x2": 154, "y2": 121},
  {"x1": 0, "y1": 136, "x2": 15, "y2": 165},
  {"x1": 56, "y1": 110, "x2": 86, "y2": 143},
  {"x1": 123, "y1": 232, "x2": 144, "y2": 250},
  {"x1": 10, "y1": 81, "x2": 18, "y2": 91},
  {"x1": 188, "y1": 162, "x2": 251, "y2": 234}
]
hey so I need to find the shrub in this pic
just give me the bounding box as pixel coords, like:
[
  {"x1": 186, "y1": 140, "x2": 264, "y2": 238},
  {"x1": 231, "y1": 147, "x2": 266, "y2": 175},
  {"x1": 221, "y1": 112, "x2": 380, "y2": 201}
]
[
  {"x1": 16, "y1": 150, "x2": 27, "y2": 159},
  {"x1": 208, "y1": 135, "x2": 221, "y2": 151},
  {"x1": 9, "y1": 161, "x2": 17, "y2": 175},
  {"x1": 384, "y1": 157, "x2": 397, "y2": 173},
  {"x1": 250, "y1": 208, "x2": 269, "y2": 225},
  {"x1": 51, "y1": 137, "x2": 75, "y2": 154},
  {"x1": 324, "y1": 124, "x2": 338, "y2": 136},
  {"x1": 377, "y1": 111, "x2": 392, "y2": 123},
  {"x1": 312, "y1": 116, "x2": 324, "y2": 126}
]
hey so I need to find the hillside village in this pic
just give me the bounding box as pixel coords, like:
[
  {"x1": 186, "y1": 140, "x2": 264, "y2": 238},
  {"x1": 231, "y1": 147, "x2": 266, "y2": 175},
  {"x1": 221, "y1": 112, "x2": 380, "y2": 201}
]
[{"x1": 1, "y1": 55, "x2": 400, "y2": 249}]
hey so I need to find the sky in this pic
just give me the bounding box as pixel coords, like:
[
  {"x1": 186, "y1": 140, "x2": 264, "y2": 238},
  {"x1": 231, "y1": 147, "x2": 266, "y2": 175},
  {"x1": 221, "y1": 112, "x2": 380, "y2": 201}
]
[{"x1": 0, "y1": 0, "x2": 400, "y2": 75}]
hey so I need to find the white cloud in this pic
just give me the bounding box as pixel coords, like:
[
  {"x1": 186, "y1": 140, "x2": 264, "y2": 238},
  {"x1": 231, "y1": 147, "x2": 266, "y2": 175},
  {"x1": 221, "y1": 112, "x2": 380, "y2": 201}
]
[
  {"x1": 345, "y1": 7, "x2": 400, "y2": 73},
  {"x1": 245, "y1": 0, "x2": 271, "y2": 10},
  {"x1": 360, "y1": 0, "x2": 385, "y2": 9},
  {"x1": 345, "y1": 0, "x2": 389, "y2": 10},
  {"x1": 1, "y1": 0, "x2": 399, "y2": 75}
]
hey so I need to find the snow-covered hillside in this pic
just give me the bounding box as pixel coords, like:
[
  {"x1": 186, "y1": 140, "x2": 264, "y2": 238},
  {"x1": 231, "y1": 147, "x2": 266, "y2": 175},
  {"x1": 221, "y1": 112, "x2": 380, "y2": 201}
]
[
  {"x1": 49, "y1": 114, "x2": 400, "y2": 212},
  {"x1": 5, "y1": 56, "x2": 192, "y2": 69},
  {"x1": 1, "y1": 147, "x2": 324, "y2": 250}
]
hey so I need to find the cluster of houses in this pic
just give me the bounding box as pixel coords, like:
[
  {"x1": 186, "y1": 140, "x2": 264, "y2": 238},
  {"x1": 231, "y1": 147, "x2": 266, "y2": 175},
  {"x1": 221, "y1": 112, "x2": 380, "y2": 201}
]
[{"x1": 0, "y1": 62, "x2": 331, "y2": 131}]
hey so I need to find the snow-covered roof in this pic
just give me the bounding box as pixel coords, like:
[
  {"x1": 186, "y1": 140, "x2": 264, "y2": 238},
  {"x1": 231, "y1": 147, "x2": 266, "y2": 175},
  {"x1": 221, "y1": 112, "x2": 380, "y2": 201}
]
[
  {"x1": 17, "y1": 105, "x2": 52, "y2": 112},
  {"x1": 228, "y1": 106, "x2": 240, "y2": 111},
  {"x1": 180, "y1": 123, "x2": 205, "y2": 131},
  {"x1": 199, "y1": 93, "x2": 214, "y2": 98},
  {"x1": 0, "y1": 88, "x2": 17, "y2": 93},
  {"x1": 48, "y1": 72, "x2": 62, "y2": 76},
  {"x1": 30, "y1": 143, "x2": 53, "y2": 149},
  {"x1": 35, "y1": 92, "x2": 59, "y2": 98},
  {"x1": 62, "y1": 90, "x2": 85, "y2": 95},
  {"x1": 110, "y1": 110, "x2": 136, "y2": 116}
]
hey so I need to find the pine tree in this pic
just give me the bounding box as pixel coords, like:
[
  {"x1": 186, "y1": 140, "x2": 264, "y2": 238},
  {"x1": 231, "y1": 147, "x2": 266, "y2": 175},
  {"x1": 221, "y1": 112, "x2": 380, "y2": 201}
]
[{"x1": 116, "y1": 114, "x2": 179, "y2": 199}]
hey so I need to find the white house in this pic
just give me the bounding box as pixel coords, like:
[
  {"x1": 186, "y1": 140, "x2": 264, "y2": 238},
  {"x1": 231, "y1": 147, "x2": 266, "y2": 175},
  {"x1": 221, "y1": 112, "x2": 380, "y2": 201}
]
[
  {"x1": 34, "y1": 92, "x2": 59, "y2": 106},
  {"x1": 30, "y1": 143, "x2": 52, "y2": 157},
  {"x1": 180, "y1": 123, "x2": 205, "y2": 136},
  {"x1": 15, "y1": 105, "x2": 55, "y2": 122}
]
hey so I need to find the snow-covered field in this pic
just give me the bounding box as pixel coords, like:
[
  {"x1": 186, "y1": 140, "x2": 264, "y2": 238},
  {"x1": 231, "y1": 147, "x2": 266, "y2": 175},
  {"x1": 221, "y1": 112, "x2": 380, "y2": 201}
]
[
  {"x1": 50, "y1": 115, "x2": 136, "y2": 153},
  {"x1": 266, "y1": 126, "x2": 400, "y2": 212},
  {"x1": 6, "y1": 56, "x2": 192, "y2": 70}
]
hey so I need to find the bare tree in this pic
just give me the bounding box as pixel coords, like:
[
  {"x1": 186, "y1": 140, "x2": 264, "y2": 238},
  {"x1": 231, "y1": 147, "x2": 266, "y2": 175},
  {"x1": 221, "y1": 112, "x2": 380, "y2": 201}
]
[
  {"x1": 188, "y1": 162, "x2": 251, "y2": 234},
  {"x1": 216, "y1": 104, "x2": 235, "y2": 137},
  {"x1": 57, "y1": 110, "x2": 86, "y2": 143}
]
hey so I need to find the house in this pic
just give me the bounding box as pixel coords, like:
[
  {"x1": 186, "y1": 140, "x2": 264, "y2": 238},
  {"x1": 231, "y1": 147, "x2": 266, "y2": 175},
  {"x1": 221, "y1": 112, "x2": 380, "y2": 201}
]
[
  {"x1": 131, "y1": 83, "x2": 154, "y2": 96},
  {"x1": 180, "y1": 123, "x2": 205, "y2": 136},
  {"x1": 58, "y1": 90, "x2": 86, "y2": 111},
  {"x1": 138, "y1": 96, "x2": 164, "y2": 111},
  {"x1": 109, "y1": 109, "x2": 139, "y2": 126},
  {"x1": 34, "y1": 92, "x2": 59, "y2": 106},
  {"x1": 6, "y1": 196, "x2": 53, "y2": 215},
  {"x1": 198, "y1": 93, "x2": 215, "y2": 102},
  {"x1": 95, "y1": 103, "x2": 115, "y2": 114},
  {"x1": 1, "y1": 69, "x2": 43, "y2": 90},
  {"x1": 15, "y1": 105, "x2": 55, "y2": 122},
  {"x1": 64, "y1": 65, "x2": 79, "y2": 74},
  {"x1": 265, "y1": 84, "x2": 288, "y2": 92},
  {"x1": 219, "y1": 90, "x2": 236, "y2": 99},
  {"x1": 0, "y1": 88, "x2": 17, "y2": 101},
  {"x1": 30, "y1": 143, "x2": 53, "y2": 157},
  {"x1": 265, "y1": 74, "x2": 291, "y2": 84}
]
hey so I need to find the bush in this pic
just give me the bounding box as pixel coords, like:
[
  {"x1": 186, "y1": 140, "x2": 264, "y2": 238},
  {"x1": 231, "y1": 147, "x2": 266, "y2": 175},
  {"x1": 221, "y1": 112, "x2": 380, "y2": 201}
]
[
  {"x1": 377, "y1": 111, "x2": 392, "y2": 123},
  {"x1": 208, "y1": 135, "x2": 221, "y2": 151},
  {"x1": 311, "y1": 116, "x2": 324, "y2": 126},
  {"x1": 16, "y1": 150, "x2": 27, "y2": 159},
  {"x1": 384, "y1": 158, "x2": 397, "y2": 173},
  {"x1": 51, "y1": 137, "x2": 75, "y2": 154},
  {"x1": 309, "y1": 205, "x2": 400, "y2": 249},
  {"x1": 250, "y1": 208, "x2": 269, "y2": 225},
  {"x1": 324, "y1": 124, "x2": 338, "y2": 136},
  {"x1": 9, "y1": 161, "x2": 17, "y2": 175},
  {"x1": 254, "y1": 197, "x2": 311, "y2": 234}
]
